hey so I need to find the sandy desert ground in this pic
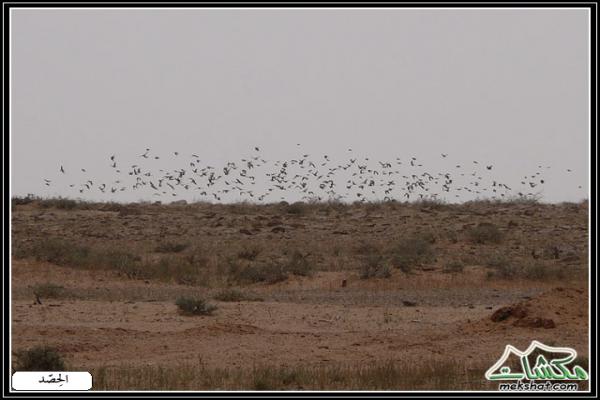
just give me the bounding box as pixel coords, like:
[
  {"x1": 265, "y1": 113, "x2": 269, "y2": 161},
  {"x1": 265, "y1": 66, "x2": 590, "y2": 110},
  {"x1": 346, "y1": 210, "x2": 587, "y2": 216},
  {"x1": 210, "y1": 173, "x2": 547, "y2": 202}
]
[{"x1": 11, "y1": 198, "x2": 589, "y2": 390}]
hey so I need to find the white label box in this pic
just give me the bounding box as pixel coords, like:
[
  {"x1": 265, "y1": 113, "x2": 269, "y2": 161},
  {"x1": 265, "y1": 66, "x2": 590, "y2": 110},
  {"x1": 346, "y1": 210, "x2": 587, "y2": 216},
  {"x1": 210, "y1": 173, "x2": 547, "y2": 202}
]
[{"x1": 12, "y1": 372, "x2": 92, "y2": 391}]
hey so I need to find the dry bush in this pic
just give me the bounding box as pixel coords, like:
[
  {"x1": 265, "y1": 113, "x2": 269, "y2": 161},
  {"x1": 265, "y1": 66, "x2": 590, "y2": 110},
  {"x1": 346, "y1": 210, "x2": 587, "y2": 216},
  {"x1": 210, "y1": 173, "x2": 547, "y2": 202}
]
[
  {"x1": 229, "y1": 260, "x2": 288, "y2": 285},
  {"x1": 445, "y1": 230, "x2": 459, "y2": 244},
  {"x1": 213, "y1": 289, "x2": 263, "y2": 302},
  {"x1": 520, "y1": 260, "x2": 565, "y2": 280},
  {"x1": 467, "y1": 222, "x2": 503, "y2": 244},
  {"x1": 284, "y1": 251, "x2": 314, "y2": 277},
  {"x1": 145, "y1": 257, "x2": 204, "y2": 285},
  {"x1": 13, "y1": 346, "x2": 66, "y2": 371},
  {"x1": 32, "y1": 283, "x2": 66, "y2": 299},
  {"x1": 20, "y1": 237, "x2": 205, "y2": 285},
  {"x1": 91, "y1": 359, "x2": 491, "y2": 390},
  {"x1": 12, "y1": 194, "x2": 38, "y2": 207},
  {"x1": 155, "y1": 241, "x2": 190, "y2": 253},
  {"x1": 354, "y1": 241, "x2": 381, "y2": 256},
  {"x1": 413, "y1": 198, "x2": 451, "y2": 210},
  {"x1": 224, "y1": 201, "x2": 258, "y2": 215},
  {"x1": 359, "y1": 254, "x2": 391, "y2": 279},
  {"x1": 237, "y1": 245, "x2": 262, "y2": 261},
  {"x1": 485, "y1": 254, "x2": 564, "y2": 280},
  {"x1": 442, "y1": 261, "x2": 465, "y2": 273},
  {"x1": 484, "y1": 254, "x2": 516, "y2": 278},
  {"x1": 37, "y1": 197, "x2": 81, "y2": 210},
  {"x1": 283, "y1": 202, "x2": 309, "y2": 215},
  {"x1": 390, "y1": 235, "x2": 435, "y2": 273},
  {"x1": 118, "y1": 206, "x2": 142, "y2": 217},
  {"x1": 24, "y1": 238, "x2": 93, "y2": 266},
  {"x1": 175, "y1": 296, "x2": 217, "y2": 316}
]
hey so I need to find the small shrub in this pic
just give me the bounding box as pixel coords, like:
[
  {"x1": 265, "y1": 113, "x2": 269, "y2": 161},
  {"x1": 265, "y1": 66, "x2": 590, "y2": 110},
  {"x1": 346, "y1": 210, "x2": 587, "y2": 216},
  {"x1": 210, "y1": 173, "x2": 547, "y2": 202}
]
[
  {"x1": 14, "y1": 346, "x2": 66, "y2": 371},
  {"x1": 155, "y1": 242, "x2": 189, "y2": 253},
  {"x1": 485, "y1": 254, "x2": 516, "y2": 278},
  {"x1": 175, "y1": 297, "x2": 217, "y2": 316},
  {"x1": 237, "y1": 245, "x2": 262, "y2": 261},
  {"x1": 149, "y1": 257, "x2": 200, "y2": 285},
  {"x1": 468, "y1": 223, "x2": 503, "y2": 244},
  {"x1": 390, "y1": 236, "x2": 434, "y2": 273},
  {"x1": 38, "y1": 197, "x2": 79, "y2": 210},
  {"x1": 417, "y1": 231, "x2": 437, "y2": 244},
  {"x1": 213, "y1": 289, "x2": 263, "y2": 302},
  {"x1": 485, "y1": 256, "x2": 563, "y2": 280},
  {"x1": 285, "y1": 251, "x2": 313, "y2": 277},
  {"x1": 118, "y1": 206, "x2": 142, "y2": 217},
  {"x1": 446, "y1": 230, "x2": 459, "y2": 244},
  {"x1": 231, "y1": 263, "x2": 288, "y2": 284},
  {"x1": 28, "y1": 238, "x2": 91, "y2": 266},
  {"x1": 522, "y1": 261, "x2": 565, "y2": 280},
  {"x1": 414, "y1": 198, "x2": 449, "y2": 210},
  {"x1": 285, "y1": 202, "x2": 307, "y2": 215},
  {"x1": 12, "y1": 194, "x2": 38, "y2": 207},
  {"x1": 443, "y1": 261, "x2": 465, "y2": 273},
  {"x1": 105, "y1": 249, "x2": 139, "y2": 268},
  {"x1": 359, "y1": 255, "x2": 391, "y2": 279},
  {"x1": 32, "y1": 284, "x2": 65, "y2": 299},
  {"x1": 354, "y1": 242, "x2": 380, "y2": 256}
]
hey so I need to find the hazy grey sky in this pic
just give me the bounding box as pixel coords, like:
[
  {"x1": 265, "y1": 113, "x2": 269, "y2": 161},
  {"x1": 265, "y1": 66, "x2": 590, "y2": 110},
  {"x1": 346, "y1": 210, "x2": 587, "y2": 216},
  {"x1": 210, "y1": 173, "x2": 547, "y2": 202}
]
[{"x1": 11, "y1": 8, "x2": 589, "y2": 203}]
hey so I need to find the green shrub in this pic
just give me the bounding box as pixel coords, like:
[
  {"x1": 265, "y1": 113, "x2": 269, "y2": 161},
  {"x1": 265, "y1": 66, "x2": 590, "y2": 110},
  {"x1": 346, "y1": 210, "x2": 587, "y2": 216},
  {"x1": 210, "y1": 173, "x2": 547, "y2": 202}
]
[
  {"x1": 175, "y1": 297, "x2": 217, "y2": 316},
  {"x1": 14, "y1": 346, "x2": 66, "y2": 371}
]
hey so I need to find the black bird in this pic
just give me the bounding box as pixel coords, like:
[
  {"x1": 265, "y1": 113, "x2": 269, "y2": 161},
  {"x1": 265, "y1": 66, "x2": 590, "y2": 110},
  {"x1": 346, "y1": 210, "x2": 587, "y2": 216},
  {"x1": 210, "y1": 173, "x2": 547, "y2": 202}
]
[{"x1": 60, "y1": 166, "x2": 65, "y2": 173}]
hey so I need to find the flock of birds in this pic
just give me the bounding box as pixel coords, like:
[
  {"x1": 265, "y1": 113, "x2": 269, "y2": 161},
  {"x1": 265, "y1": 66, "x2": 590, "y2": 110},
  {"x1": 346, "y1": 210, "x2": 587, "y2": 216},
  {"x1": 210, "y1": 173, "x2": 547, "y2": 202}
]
[{"x1": 41, "y1": 145, "x2": 580, "y2": 203}]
